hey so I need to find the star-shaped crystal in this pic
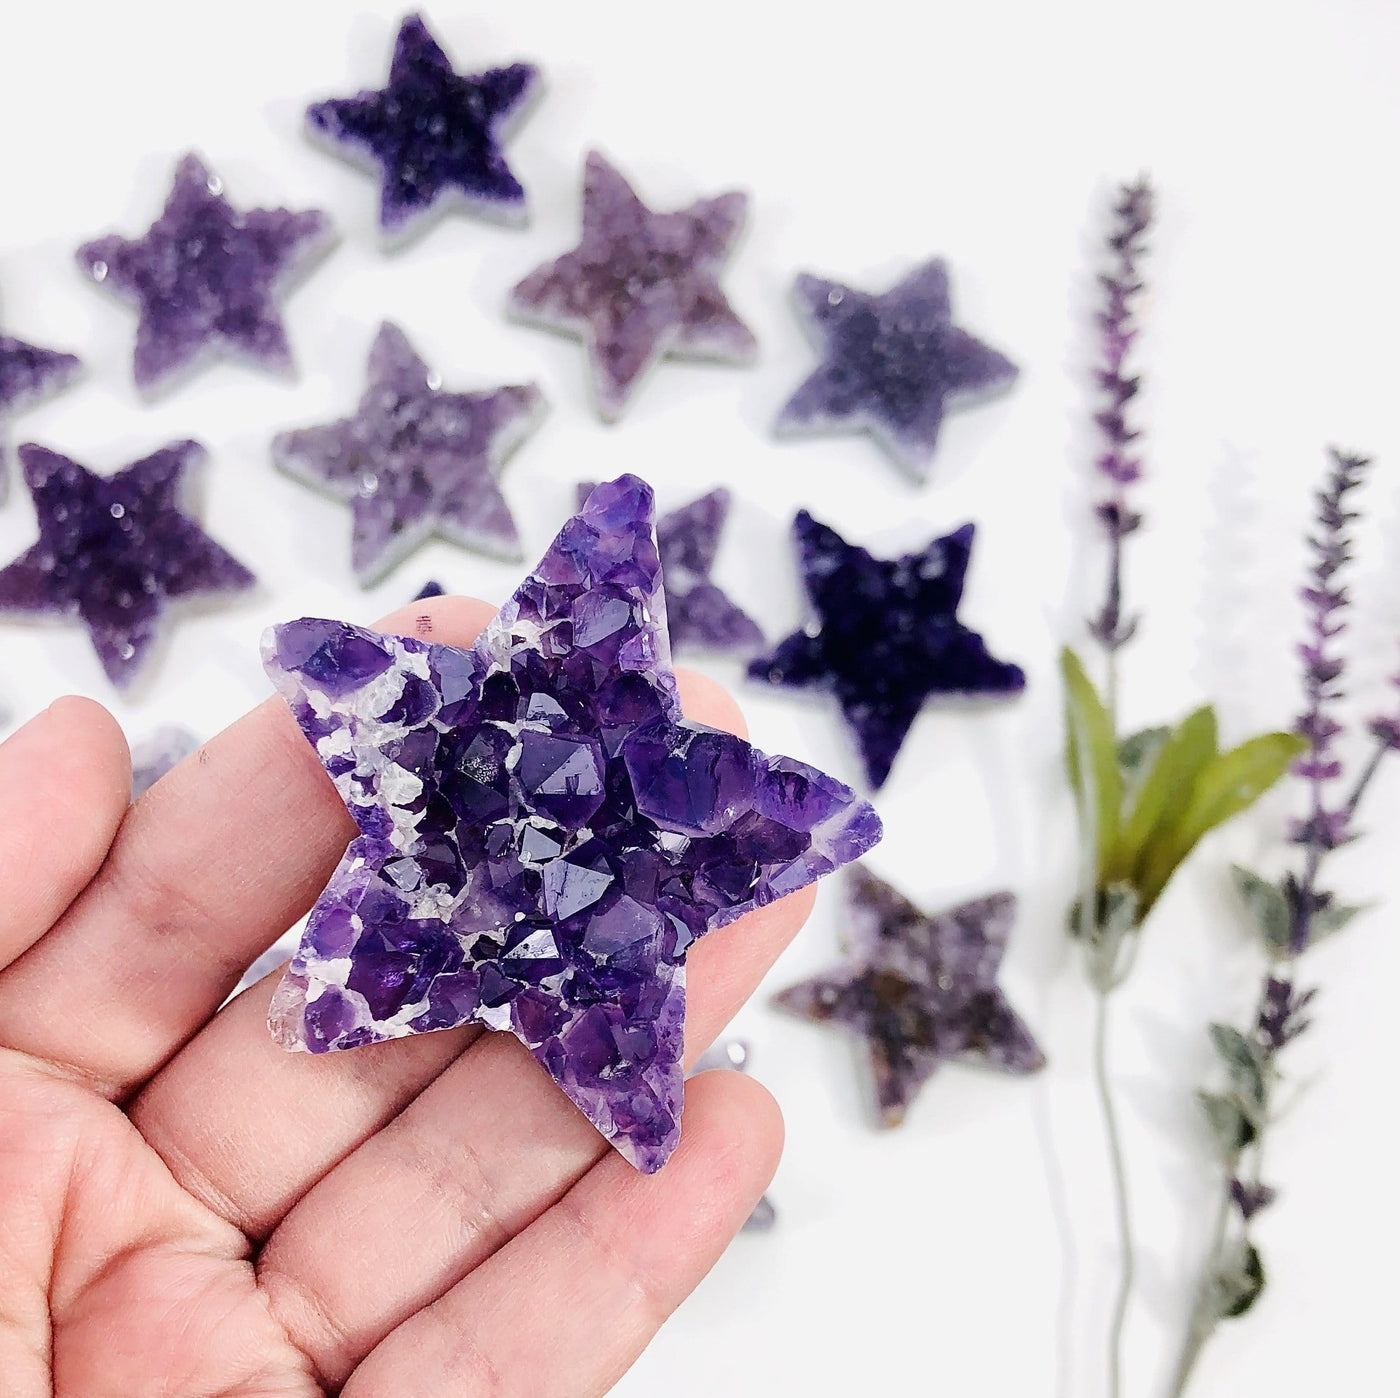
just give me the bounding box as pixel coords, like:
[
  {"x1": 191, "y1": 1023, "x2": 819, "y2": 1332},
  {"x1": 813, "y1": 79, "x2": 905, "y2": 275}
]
[
  {"x1": 748, "y1": 512, "x2": 1024, "y2": 789},
  {"x1": 577, "y1": 482, "x2": 762, "y2": 654},
  {"x1": 77, "y1": 153, "x2": 334, "y2": 394},
  {"x1": 264, "y1": 475, "x2": 881, "y2": 1172},
  {"x1": 273, "y1": 322, "x2": 544, "y2": 583},
  {"x1": 509, "y1": 151, "x2": 757, "y2": 421},
  {"x1": 0, "y1": 442, "x2": 255, "y2": 688},
  {"x1": 776, "y1": 260, "x2": 1017, "y2": 480},
  {"x1": 775, "y1": 866, "x2": 1044, "y2": 1125},
  {"x1": 307, "y1": 13, "x2": 540, "y2": 242},
  {"x1": 0, "y1": 310, "x2": 81, "y2": 498}
]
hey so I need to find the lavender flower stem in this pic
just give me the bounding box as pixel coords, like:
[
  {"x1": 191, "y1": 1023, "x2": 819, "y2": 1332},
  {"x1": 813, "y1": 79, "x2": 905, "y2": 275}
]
[{"x1": 1094, "y1": 989, "x2": 1133, "y2": 1398}]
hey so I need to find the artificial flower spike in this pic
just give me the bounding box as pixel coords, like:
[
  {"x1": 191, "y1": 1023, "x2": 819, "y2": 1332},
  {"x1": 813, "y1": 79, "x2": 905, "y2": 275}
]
[{"x1": 263, "y1": 476, "x2": 882, "y2": 1172}]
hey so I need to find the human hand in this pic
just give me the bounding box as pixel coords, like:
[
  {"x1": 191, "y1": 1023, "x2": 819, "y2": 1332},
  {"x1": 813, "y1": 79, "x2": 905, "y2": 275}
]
[{"x1": 0, "y1": 596, "x2": 805, "y2": 1398}]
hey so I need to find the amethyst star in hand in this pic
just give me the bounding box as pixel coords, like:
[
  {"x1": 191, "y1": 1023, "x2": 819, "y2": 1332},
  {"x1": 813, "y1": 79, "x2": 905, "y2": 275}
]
[
  {"x1": 307, "y1": 13, "x2": 539, "y2": 242},
  {"x1": 749, "y1": 512, "x2": 1024, "y2": 789},
  {"x1": 77, "y1": 153, "x2": 333, "y2": 394},
  {"x1": 264, "y1": 475, "x2": 881, "y2": 1172},
  {"x1": 0, "y1": 442, "x2": 255, "y2": 687},
  {"x1": 0, "y1": 312, "x2": 81, "y2": 495},
  {"x1": 510, "y1": 152, "x2": 757, "y2": 421},
  {"x1": 776, "y1": 260, "x2": 1017, "y2": 480},
  {"x1": 273, "y1": 322, "x2": 544, "y2": 583},
  {"x1": 775, "y1": 866, "x2": 1044, "y2": 1125},
  {"x1": 577, "y1": 482, "x2": 762, "y2": 654}
]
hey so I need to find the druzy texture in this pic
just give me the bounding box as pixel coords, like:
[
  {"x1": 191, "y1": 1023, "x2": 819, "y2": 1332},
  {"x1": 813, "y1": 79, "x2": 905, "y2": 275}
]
[
  {"x1": 510, "y1": 152, "x2": 757, "y2": 421},
  {"x1": 0, "y1": 442, "x2": 254, "y2": 688},
  {"x1": 749, "y1": 512, "x2": 1025, "y2": 789},
  {"x1": 776, "y1": 260, "x2": 1017, "y2": 480},
  {"x1": 265, "y1": 476, "x2": 882, "y2": 1172},
  {"x1": 775, "y1": 866, "x2": 1044, "y2": 1125},
  {"x1": 577, "y1": 483, "x2": 761, "y2": 654},
  {"x1": 273, "y1": 322, "x2": 544, "y2": 583},
  {"x1": 307, "y1": 13, "x2": 539, "y2": 241},
  {"x1": 130, "y1": 724, "x2": 201, "y2": 799},
  {"x1": 694, "y1": 1039, "x2": 776, "y2": 1230},
  {"x1": 77, "y1": 153, "x2": 333, "y2": 394},
  {"x1": 0, "y1": 316, "x2": 81, "y2": 497}
]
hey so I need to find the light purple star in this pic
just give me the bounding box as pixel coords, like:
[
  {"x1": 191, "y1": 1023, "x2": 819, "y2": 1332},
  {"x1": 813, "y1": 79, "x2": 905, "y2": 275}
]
[{"x1": 0, "y1": 310, "x2": 81, "y2": 500}]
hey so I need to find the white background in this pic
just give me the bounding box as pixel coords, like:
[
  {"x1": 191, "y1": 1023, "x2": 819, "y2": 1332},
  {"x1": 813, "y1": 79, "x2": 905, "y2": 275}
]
[{"x1": 2, "y1": 2, "x2": 1398, "y2": 1394}]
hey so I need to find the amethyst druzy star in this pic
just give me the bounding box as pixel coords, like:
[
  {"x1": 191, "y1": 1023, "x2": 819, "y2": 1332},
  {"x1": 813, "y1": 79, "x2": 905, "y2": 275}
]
[
  {"x1": 510, "y1": 152, "x2": 757, "y2": 421},
  {"x1": 776, "y1": 260, "x2": 1017, "y2": 480},
  {"x1": 577, "y1": 483, "x2": 762, "y2": 654},
  {"x1": 0, "y1": 312, "x2": 81, "y2": 497},
  {"x1": 273, "y1": 322, "x2": 544, "y2": 583},
  {"x1": 775, "y1": 866, "x2": 1044, "y2": 1125},
  {"x1": 77, "y1": 153, "x2": 333, "y2": 394},
  {"x1": 749, "y1": 512, "x2": 1024, "y2": 789},
  {"x1": 264, "y1": 475, "x2": 881, "y2": 1172},
  {"x1": 0, "y1": 442, "x2": 255, "y2": 688},
  {"x1": 307, "y1": 13, "x2": 539, "y2": 242}
]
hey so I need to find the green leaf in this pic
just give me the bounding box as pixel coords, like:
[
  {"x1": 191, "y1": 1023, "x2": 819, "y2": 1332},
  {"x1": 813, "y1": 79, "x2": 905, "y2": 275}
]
[
  {"x1": 1061, "y1": 648, "x2": 1121, "y2": 883},
  {"x1": 1085, "y1": 883, "x2": 1141, "y2": 991},
  {"x1": 1213, "y1": 1239, "x2": 1266, "y2": 1319},
  {"x1": 1230, "y1": 865, "x2": 1292, "y2": 953},
  {"x1": 1198, "y1": 1091, "x2": 1255, "y2": 1156},
  {"x1": 1136, "y1": 731, "x2": 1307, "y2": 913},
  {"x1": 1208, "y1": 1024, "x2": 1266, "y2": 1110},
  {"x1": 1116, "y1": 706, "x2": 1218, "y2": 884},
  {"x1": 1310, "y1": 901, "x2": 1368, "y2": 943},
  {"x1": 1118, "y1": 725, "x2": 1172, "y2": 798}
]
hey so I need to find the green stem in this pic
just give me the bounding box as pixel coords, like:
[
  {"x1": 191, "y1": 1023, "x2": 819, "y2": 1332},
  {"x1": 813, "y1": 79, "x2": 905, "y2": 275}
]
[
  {"x1": 1094, "y1": 987, "x2": 1134, "y2": 1398},
  {"x1": 1167, "y1": 1170, "x2": 1231, "y2": 1397}
]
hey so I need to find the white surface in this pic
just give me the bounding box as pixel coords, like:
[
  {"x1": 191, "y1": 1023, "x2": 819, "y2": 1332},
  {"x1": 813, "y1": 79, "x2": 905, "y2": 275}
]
[{"x1": 2, "y1": 2, "x2": 1398, "y2": 1394}]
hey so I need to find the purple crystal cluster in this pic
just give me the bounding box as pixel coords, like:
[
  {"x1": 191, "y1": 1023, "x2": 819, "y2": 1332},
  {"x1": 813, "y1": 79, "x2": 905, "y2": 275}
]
[
  {"x1": 510, "y1": 152, "x2": 757, "y2": 421},
  {"x1": 0, "y1": 315, "x2": 81, "y2": 495},
  {"x1": 273, "y1": 322, "x2": 545, "y2": 583},
  {"x1": 749, "y1": 512, "x2": 1025, "y2": 788},
  {"x1": 776, "y1": 260, "x2": 1018, "y2": 480},
  {"x1": 307, "y1": 13, "x2": 539, "y2": 241},
  {"x1": 577, "y1": 482, "x2": 762, "y2": 653},
  {"x1": 77, "y1": 153, "x2": 333, "y2": 394},
  {"x1": 264, "y1": 476, "x2": 881, "y2": 1172},
  {"x1": 776, "y1": 866, "x2": 1044, "y2": 1125},
  {"x1": 0, "y1": 442, "x2": 255, "y2": 687}
]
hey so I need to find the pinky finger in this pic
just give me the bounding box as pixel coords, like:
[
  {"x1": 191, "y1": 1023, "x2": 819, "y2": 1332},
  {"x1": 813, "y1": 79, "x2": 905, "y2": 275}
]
[
  {"x1": 342, "y1": 1070, "x2": 783, "y2": 1398},
  {"x1": 0, "y1": 698, "x2": 130, "y2": 975}
]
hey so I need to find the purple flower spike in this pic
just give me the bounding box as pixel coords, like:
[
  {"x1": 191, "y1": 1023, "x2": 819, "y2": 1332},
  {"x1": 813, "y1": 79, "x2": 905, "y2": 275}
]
[
  {"x1": 509, "y1": 152, "x2": 757, "y2": 421},
  {"x1": 775, "y1": 866, "x2": 1044, "y2": 1126},
  {"x1": 263, "y1": 475, "x2": 881, "y2": 1173},
  {"x1": 77, "y1": 153, "x2": 333, "y2": 395},
  {"x1": 748, "y1": 511, "x2": 1024, "y2": 789},
  {"x1": 0, "y1": 442, "x2": 254, "y2": 688}
]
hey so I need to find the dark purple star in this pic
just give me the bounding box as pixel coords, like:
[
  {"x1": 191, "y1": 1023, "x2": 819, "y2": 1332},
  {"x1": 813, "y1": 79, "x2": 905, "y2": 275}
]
[
  {"x1": 776, "y1": 260, "x2": 1018, "y2": 480},
  {"x1": 0, "y1": 314, "x2": 81, "y2": 497},
  {"x1": 414, "y1": 579, "x2": 446, "y2": 600},
  {"x1": 775, "y1": 866, "x2": 1044, "y2": 1125},
  {"x1": 77, "y1": 153, "x2": 333, "y2": 394},
  {"x1": 577, "y1": 482, "x2": 762, "y2": 654},
  {"x1": 307, "y1": 13, "x2": 539, "y2": 242},
  {"x1": 0, "y1": 442, "x2": 255, "y2": 688},
  {"x1": 748, "y1": 512, "x2": 1024, "y2": 789},
  {"x1": 273, "y1": 321, "x2": 543, "y2": 583},
  {"x1": 262, "y1": 475, "x2": 882, "y2": 1172},
  {"x1": 510, "y1": 151, "x2": 757, "y2": 421}
]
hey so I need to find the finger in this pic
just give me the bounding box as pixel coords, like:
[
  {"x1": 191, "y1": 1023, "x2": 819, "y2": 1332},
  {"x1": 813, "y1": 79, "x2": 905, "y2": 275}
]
[
  {"x1": 341, "y1": 1070, "x2": 781, "y2": 1398},
  {"x1": 254, "y1": 881, "x2": 811, "y2": 1383},
  {"x1": 0, "y1": 596, "x2": 495, "y2": 1097},
  {"x1": 0, "y1": 698, "x2": 130, "y2": 973},
  {"x1": 129, "y1": 654, "x2": 754, "y2": 1241}
]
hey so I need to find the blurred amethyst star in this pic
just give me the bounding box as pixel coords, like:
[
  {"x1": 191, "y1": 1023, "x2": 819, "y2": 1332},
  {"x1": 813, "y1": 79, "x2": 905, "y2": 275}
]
[
  {"x1": 510, "y1": 151, "x2": 757, "y2": 421},
  {"x1": 776, "y1": 260, "x2": 1017, "y2": 480},
  {"x1": 0, "y1": 313, "x2": 81, "y2": 496},
  {"x1": 749, "y1": 512, "x2": 1024, "y2": 788},
  {"x1": 577, "y1": 482, "x2": 762, "y2": 654},
  {"x1": 273, "y1": 322, "x2": 544, "y2": 583},
  {"x1": 0, "y1": 442, "x2": 255, "y2": 688},
  {"x1": 775, "y1": 866, "x2": 1044, "y2": 1125},
  {"x1": 77, "y1": 153, "x2": 333, "y2": 394},
  {"x1": 307, "y1": 13, "x2": 540, "y2": 242},
  {"x1": 263, "y1": 475, "x2": 881, "y2": 1172}
]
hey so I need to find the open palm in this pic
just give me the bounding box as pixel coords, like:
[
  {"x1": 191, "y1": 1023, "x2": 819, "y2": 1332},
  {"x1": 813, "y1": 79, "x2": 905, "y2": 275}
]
[{"x1": 0, "y1": 596, "x2": 799, "y2": 1397}]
